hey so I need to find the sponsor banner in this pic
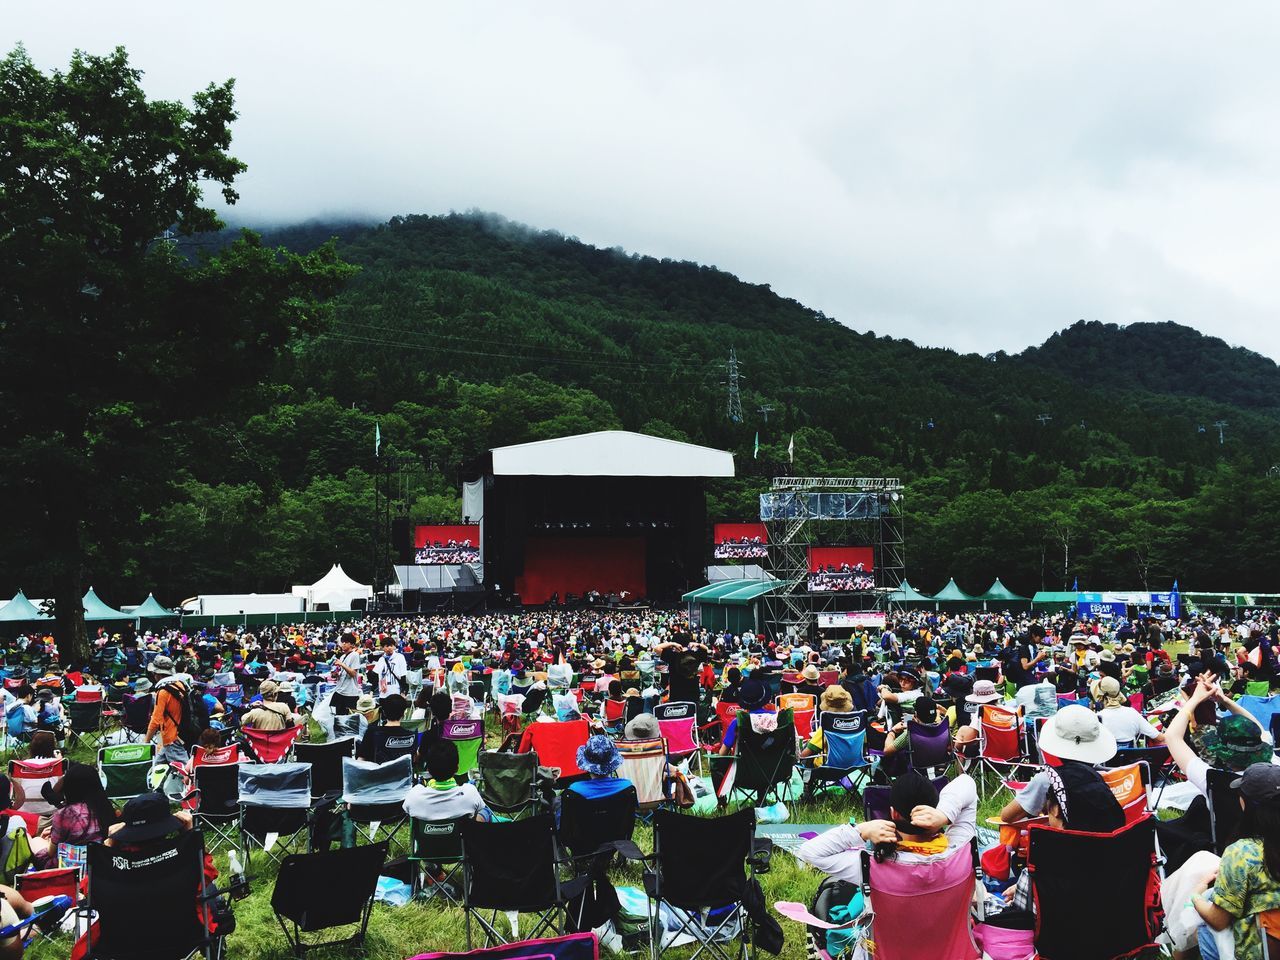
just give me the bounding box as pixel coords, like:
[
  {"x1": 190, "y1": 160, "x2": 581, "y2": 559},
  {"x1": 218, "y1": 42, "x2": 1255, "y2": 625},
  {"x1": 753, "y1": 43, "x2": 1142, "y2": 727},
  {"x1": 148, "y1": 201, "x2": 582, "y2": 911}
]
[{"x1": 817, "y1": 611, "x2": 887, "y2": 630}]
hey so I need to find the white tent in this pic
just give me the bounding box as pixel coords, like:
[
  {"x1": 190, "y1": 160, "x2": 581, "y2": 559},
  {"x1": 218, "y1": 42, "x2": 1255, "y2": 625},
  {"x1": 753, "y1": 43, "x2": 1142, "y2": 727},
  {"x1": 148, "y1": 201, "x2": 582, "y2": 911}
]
[{"x1": 292, "y1": 563, "x2": 373, "y2": 612}]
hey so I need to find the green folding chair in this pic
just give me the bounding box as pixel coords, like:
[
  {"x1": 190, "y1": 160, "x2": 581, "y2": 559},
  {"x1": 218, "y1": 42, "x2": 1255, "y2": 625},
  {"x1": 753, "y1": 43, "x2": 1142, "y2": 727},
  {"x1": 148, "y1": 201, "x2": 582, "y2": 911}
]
[
  {"x1": 1247, "y1": 680, "x2": 1272, "y2": 698},
  {"x1": 98, "y1": 742, "x2": 161, "y2": 802}
]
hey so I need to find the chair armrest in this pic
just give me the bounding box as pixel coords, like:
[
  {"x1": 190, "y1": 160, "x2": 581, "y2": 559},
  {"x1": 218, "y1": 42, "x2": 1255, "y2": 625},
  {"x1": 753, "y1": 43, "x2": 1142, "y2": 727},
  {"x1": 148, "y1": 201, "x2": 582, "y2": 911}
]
[{"x1": 748, "y1": 836, "x2": 773, "y2": 873}]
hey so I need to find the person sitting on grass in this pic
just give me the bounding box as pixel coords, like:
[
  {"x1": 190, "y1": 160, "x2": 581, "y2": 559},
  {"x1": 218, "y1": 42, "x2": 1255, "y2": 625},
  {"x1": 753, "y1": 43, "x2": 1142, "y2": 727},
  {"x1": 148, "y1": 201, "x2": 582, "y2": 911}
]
[{"x1": 402, "y1": 740, "x2": 489, "y2": 821}]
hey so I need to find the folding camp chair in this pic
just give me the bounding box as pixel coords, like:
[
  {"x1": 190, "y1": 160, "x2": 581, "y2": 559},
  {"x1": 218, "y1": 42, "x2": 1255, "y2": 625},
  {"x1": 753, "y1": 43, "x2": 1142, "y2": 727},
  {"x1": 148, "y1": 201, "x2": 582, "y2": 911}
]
[
  {"x1": 723, "y1": 708, "x2": 796, "y2": 806},
  {"x1": 1106, "y1": 744, "x2": 1175, "y2": 794},
  {"x1": 189, "y1": 761, "x2": 242, "y2": 853},
  {"x1": 66, "y1": 699, "x2": 105, "y2": 750},
  {"x1": 653, "y1": 701, "x2": 706, "y2": 775},
  {"x1": 405, "y1": 931, "x2": 601, "y2": 960},
  {"x1": 974, "y1": 704, "x2": 1033, "y2": 796},
  {"x1": 776, "y1": 693, "x2": 817, "y2": 742},
  {"x1": 518, "y1": 719, "x2": 591, "y2": 783},
  {"x1": 342, "y1": 754, "x2": 413, "y2": 856},
  {"x1": 121, "y1": 693, "x2": 153, "y2": 743},
  {"x1": 332, "y1": 716, "x2": 363, "y2": 742},
  {"x1": 460, "y1": 813, "x2": 590, "y2": 948},
  {"x1": 806, "y1": 710, "x2": 874, "y2": 800},
  {"x1": 242, "y1": 724, "x2": 304, "y2": 763},
  {"x1": 1247, "y1": 680, "x2": 1272, "y2": 698},
  {"x1": 645, "y1": 808, "x2": 766, "y2": 960},
  {"x1": 1098, "y1": 762, "x2": 1152, "y2": 825},
  {"x1": 601, "y1": 698, "x2": 627, "y2": 734},
  {"x1": 559, "y1": 783, "x2": 638, "y2": 868},
  {"x1": 240, "y1": 761, "x2": 313, "y2": 870},
  {"x1": 857, "y1": 840, "x2": 981, "y2": 960},
  {"x1": 709, "y1": 700, "x2": 740, "y2": 747},
  {"x1": 294, "y1": 737, "x2": 356, "y2": 801},
  {"x1": 905, "y1": 718, "x2": 952, "y2": 778},
  {"x1": 410, "y1": 816, "x2": 468, "y2": 904},
  {"x1": 442, "y1": 717, "x2": 485, "y2": 779},
  {"x1": 14, "y1": 866, "x2": 80, "y2": 944},
  {"x1": 97, "y1": 743, "x2": 160, "y2": 803},
  {"x1": 476, "y1": 750, "x2": 547, "y2": 819},
  {"x1": 85, "y1": 828, "x2": 232, "y2": 960},
  {"x1": 1207, "y1": 766, "x2": 1245, "y2": 855},
  {"x1": 1026, "y1": 817, "x2": 1163, "y2": 960},
  {"x1": 618, "y1": 737, "x2": 669, "y2": 814},
  {"x1": 8, "y1": 757, "x2": 67, "y2": 818},
  {"x1": 272, "y1": 841, "x2": 387, "y2": 956},
  {"x1": 1239, "y1": 694, "x2": 1280, "y2": 734}
]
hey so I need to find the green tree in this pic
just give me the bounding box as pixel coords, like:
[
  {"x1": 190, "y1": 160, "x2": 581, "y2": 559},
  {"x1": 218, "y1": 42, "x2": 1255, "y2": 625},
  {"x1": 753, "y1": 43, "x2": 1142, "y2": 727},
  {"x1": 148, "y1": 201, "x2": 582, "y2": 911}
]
[{"x1": 0, "y1": 46, "x2": 352, "y2": 661}]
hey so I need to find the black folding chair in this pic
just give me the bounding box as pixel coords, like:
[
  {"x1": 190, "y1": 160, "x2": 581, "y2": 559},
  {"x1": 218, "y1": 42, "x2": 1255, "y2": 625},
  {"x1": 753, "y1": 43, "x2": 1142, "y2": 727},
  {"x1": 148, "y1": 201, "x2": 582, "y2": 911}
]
[
  {"x1": 409, "y1": 816, "x2": 468, "y2": 905},
  {"x1": 189, "y1": 762, "x2": 241, "y2": 854},
  {"x1": 731, "y1": 708, "x2": 796, "y2": 806},
  {"x1": 122, "y1": 694, "x2": 153, "y2": 743},
  {"x1": 239, "y1": 762, "x2": 313, "y2": 870},
  {"x1": 459, "y1": 813, "x2": 588, "y2": 948},
  {"x1": 67, "y1": 699, "x2": 105, "y2": 751},
  {"x1": 1207, "y1": 766, "x2": 1245, "y2": 855},
  {"x1": 294, "y1": 737, "x2": 356, "y2": 801},
  {"x1": 272, "y1": 842, "x2": 387, "y2": 957},
  {"x1": 645, "y1": 808, "x2": 766, "y2": 960},
  {"x1": 1027, "y1": 817, "x2": 1163, "y2": 960},
  {"x1": 559, "y1": 784, "x2": 638, "y2": 867},
  {"x1": 84, "y1": 829, "x2": 232, "y2": 960},
  {"x1": 475, "y1": 750, "x2": 547, "y2": 819}
]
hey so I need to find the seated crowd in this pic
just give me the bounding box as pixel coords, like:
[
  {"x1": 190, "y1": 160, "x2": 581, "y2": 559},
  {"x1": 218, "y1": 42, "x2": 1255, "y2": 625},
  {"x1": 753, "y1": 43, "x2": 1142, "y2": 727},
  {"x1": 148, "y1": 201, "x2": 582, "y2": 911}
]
[{"x1": 1, "y1": 606, "x2": 1280, "y2": 957}]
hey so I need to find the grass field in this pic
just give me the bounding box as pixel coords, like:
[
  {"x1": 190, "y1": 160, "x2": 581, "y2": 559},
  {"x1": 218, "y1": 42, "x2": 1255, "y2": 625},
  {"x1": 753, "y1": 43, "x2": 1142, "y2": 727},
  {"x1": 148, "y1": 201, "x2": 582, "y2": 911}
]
[{"x1": 23, "y1": 712, "x2": 1024, "y2": 960}]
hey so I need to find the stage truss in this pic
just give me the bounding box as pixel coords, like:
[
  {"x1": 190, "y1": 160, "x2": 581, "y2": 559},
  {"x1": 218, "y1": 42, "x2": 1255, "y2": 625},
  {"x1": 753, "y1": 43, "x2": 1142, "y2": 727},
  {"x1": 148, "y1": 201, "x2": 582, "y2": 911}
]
[{"x1": 761, "y1": 476, "x2": 905, "y2": 641}]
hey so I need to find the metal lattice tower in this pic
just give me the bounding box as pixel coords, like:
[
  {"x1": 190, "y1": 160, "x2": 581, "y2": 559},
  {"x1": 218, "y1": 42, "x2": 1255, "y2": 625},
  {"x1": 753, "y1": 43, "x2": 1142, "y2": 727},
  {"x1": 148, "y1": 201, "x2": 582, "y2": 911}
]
[
  {"x1": 725, "y1": 348, "x2": 743, "y2": 423},
  {"x1": 761, "y1": 476, "x2": 906, "y2": 642}
]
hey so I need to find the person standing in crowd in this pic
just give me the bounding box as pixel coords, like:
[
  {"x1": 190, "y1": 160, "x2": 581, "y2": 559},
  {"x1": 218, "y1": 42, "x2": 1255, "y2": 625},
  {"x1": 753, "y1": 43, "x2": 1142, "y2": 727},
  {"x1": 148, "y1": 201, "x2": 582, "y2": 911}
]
[
  {"x1": 1001, "y1": 622, "x2": 1045, "y2": 689},
  {"x1": 331, "y1": 632, "x2": 363, "y2": 715},
  {"x1": 145, "y1": 656, "x2": 192, "y2": 764},
  {"x1": 373, "y1": 636, "x2": 407, "y2": 700}
]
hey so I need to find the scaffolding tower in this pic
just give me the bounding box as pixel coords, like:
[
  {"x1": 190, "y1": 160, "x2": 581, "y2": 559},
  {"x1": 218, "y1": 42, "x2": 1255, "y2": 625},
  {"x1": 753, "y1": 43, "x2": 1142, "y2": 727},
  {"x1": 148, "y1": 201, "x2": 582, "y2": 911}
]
[{"x1": 761, "y1": 476, "x2": 905, "y2": 641}]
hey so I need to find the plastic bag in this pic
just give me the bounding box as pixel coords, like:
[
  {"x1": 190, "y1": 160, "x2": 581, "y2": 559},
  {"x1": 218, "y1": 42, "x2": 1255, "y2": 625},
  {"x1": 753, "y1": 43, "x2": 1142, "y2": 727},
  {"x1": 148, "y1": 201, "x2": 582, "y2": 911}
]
[{"x1": 375, "y1": 876, "x2": 413, "y2": 907}]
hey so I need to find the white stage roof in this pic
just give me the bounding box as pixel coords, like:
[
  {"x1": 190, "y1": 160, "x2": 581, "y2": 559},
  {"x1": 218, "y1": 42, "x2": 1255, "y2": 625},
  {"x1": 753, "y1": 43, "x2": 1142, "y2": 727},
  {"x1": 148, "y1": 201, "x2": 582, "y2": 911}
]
[{"x1": 491, "y1": 431, "x2": 734, "y2": 478}]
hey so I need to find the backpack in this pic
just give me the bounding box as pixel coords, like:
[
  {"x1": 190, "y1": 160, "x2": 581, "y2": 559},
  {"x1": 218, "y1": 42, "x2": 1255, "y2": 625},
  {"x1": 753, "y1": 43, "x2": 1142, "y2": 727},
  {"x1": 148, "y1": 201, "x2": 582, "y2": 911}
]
[{"x1": 167, "y1": 680, "x2": 210, "y2": 745}]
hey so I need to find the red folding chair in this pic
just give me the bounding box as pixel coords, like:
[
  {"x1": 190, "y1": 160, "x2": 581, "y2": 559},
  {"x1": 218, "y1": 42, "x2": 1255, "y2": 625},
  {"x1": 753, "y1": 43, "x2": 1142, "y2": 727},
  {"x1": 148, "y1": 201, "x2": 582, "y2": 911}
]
[
  {"x1": 192, "y1": 743, "x2": 240, "y2": 767},
  {"x1": 517, "y1": 719, "x2": 591, "y2": 780},
  {"x1": 241, "y1": 725, "x2": 303, "y2": 764},
  {"x1": 777, "y1": 693, "x2": 817, "y2": 742},
  {"x1": 602, "y1": 698, "x2": 627, "y2": 731},
  {"x1": 975, "y1": 704, "x2": 1032, "y2": 796},
  {"x1": 74, "y1": 686, "x2": 105, "y2": 702},
  {"x1": 15, "y1": 866, "x2": 80, "y2": 903},
  {"x1": 9, "y1": 757, "x2": 67, "y2": 817}
]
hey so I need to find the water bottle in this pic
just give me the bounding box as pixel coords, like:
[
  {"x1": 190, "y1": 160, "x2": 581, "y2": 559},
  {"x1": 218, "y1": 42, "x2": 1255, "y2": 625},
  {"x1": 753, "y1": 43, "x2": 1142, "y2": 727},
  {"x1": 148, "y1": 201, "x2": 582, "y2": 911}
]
[{"x1": 227, "y1": 848, "x2": 248, "y2": 899}]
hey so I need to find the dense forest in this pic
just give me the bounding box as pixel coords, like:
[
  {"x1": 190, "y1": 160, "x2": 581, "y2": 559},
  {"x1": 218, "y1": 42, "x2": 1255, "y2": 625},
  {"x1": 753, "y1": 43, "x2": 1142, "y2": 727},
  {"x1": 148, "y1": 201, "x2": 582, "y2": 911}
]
[{"x1": 7, "y1": 211, "x2": 1280, "y2": 605}]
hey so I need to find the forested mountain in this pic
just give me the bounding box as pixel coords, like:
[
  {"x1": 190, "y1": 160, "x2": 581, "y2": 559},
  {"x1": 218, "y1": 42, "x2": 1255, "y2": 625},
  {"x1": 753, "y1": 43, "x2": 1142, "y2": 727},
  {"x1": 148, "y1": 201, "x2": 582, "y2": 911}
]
[
  {"x1": 1018, "y1": 319, "x2": 1280, "y2": 413},
  {"x1": 8, "y1": 212, "x2": 1280, "y2": 606}
]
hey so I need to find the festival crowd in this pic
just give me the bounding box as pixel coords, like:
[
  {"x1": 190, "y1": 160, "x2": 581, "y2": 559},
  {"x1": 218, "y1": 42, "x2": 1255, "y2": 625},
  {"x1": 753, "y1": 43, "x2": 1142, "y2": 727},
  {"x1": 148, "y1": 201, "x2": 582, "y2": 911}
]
[{"x1": 1, "y1": 604, "x2": 1279, "y2": 956}]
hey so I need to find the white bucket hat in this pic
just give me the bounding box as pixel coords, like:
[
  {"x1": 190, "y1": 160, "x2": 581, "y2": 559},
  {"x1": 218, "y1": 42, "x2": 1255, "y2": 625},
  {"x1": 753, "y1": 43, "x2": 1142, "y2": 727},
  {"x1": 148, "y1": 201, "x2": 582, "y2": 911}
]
[{"x1": 1036, "y1": 704, "x2": 1116, "y2": 764}]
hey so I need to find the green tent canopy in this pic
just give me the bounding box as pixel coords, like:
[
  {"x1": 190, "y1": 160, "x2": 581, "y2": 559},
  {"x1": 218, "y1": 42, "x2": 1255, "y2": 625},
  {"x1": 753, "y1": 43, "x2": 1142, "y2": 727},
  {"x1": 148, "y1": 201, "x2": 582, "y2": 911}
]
[
  {"x1": 0, "y1": 590, "x2": 51, "y2": 622},
  {"x1": 682, "y1": 579, "x2": 779, "y2": 605},
  {"x1": 1031, "y1": 591, "x2": 1078, "y2": 611},
  {"x1": 886, "y1": 580, "x2": 936, "y2": 603},
  {"x1": 133, "y1": 593, "x2": 177, "y2": 620},
  {"x1": 931, "y1": 578, "x2": 981, "y2": 603},
  {"x1": 978, "y1": 578, "x2": 1029, "y2": 603},
  {"x1": 82, "y1": 587, "x2": 130, "y2": 621}
]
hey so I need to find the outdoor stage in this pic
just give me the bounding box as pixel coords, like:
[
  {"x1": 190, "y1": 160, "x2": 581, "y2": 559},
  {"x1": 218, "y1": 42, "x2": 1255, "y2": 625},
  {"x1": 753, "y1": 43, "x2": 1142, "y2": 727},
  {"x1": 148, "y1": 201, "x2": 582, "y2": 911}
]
[{"x1": 472, "y1": 431, "x2": 736, "y2": 606}]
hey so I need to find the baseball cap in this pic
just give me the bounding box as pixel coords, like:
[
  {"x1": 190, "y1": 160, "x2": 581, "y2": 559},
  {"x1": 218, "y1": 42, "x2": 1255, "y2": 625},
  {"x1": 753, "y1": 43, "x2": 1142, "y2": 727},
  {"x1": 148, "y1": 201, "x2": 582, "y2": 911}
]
[{"x1": 1231, "y1": 763, "x2": 1280, "y2": 803}]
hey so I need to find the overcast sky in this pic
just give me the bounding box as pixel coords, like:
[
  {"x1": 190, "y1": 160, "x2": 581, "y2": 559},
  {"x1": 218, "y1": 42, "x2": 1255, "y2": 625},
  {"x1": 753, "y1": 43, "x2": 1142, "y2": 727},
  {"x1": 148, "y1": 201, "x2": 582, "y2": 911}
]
[{"x1": 9, "y1": 3, "x2": 1280, "y2": 359}]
